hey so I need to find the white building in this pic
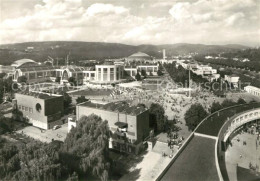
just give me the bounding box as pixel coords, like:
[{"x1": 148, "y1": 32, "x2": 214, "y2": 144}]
[
  {"x1": 224, "y1": 74, "x2": 240, "y2": 87},
  {"x1": 244, "y1": 86, "x2": 260, "y2": 97},
  {"x1": 137, "y1": 65, "x2": 158, "y2": 75},
  {"x1": 192, "y1": 65, "x2": 217, "y2": 76},
  {"x1": 95, "y1": 63, "x2": 124, "y2": 84}
]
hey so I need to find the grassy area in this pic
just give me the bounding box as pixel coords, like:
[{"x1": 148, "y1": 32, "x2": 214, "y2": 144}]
[
  {"x1": 161, "y1": 136, "x2": 218, "y2": 181},
  {"x1": 196, "y1": 102, "x2": 260, "y2": 137}
]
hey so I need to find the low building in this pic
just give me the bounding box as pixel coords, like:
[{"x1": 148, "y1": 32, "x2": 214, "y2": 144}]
[
  {"x1": 244, "y1": 86, "x2": 260, "y2": 97},
  {"x1": 60, "y1": 66, "x2": 86, "y2": 85},
  {"x1": 14, "y1": 92, "x2": 64, "y2": 129},
  {"x1": 0, "y1": 65, "x2": 15, "y2": 74},
  {"x1": 82, "y1": 67, "x2": 96, "y2": 83},
  {"x1": 137, "y1": 65, "x2": 158, "y2": 75},
  {"x1": 124, "y1": 66, "x2": 138, "y2": 77},
  {"x1": 12, "y1": 59, "x2": 58, "y2": 83},
  {"x1": 74, "y1": 101, "x2": 150, "y2": 154},
  {"x1": 193, "y1": 65, "x2": 217, "y2": 76},
  {"x1": 224, "y1": 74, "x2": 240, "y2": 87}
]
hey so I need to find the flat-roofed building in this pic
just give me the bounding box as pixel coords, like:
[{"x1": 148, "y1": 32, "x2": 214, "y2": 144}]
[
  {"x1": 75, "y1": 101, "x2": 150, "y2": 154},
  {"x1": 224, "y1": 74, "x2": 240, "y2": 87},
  {"x1": 124, "y1": 66, "x2": 138, "y2": 77},
  {"x1": 0, "y1": 65, "x2": 15, "y2": 74},
  {"x1": 12, "y1": 59, "x2": 58, "y2": 83},
  {"x1": 137, "y1": 65, "x2": 158, "y2": 75},
  {"x1": 94, "y1": 63, "x2": 124, "y2": 84},
  {"x1": 82, "y1": 67, "x2": 96, "y2": 83},
  {"x1": 14, "y1": 92, "x2": 64, "y2": 129},
  {"x1": 244, "y1": 86, "x2": 260, "y2": 97}
]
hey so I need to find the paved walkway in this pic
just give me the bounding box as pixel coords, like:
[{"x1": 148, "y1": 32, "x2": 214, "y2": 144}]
[
  {"x1": 119, "y1": 141, "x2": 172, "y2": 181},
  {"x1": 225, "y1": 132, "x2": 260, "y2": 180},
  {"x1": 16, "y1": 123, "x2": 68, "y2": 143}
]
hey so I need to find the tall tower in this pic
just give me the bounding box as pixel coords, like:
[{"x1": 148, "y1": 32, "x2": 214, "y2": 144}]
[{"x1": 163, "y1": 49, "x2": 166, "y2": 60}]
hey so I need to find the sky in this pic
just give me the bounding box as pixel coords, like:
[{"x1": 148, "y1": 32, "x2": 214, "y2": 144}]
[{"x1": 0, "y1": 0, "x2": 259, "y2": 46}]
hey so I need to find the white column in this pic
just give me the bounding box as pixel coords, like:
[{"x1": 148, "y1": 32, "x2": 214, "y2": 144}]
[
  {"x1": 114, "y1": 66, "x2": 116, "y2": 81},
  {"x1": 101, "y1": 68, "x2": 103, "y2": 81},
  {"x1": 108, "y1": 68, "x2": 110, "y2": 81}
]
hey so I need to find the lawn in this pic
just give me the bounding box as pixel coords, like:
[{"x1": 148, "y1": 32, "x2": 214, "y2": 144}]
[
  {"x1": 161, "y1": 136, "x2": 219, "y2": 181},
  {"x1": 195, "y1": 102, "x2": 260, "y2": 137}
]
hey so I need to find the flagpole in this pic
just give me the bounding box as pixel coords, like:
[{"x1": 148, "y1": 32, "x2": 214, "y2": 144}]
[{"x1": 189, "y1": 63, "x2": 191, "y2": 98}]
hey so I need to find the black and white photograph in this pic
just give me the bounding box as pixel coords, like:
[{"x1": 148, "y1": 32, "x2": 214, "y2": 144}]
[{"x1": 0, "y1": 0, "x2": 260, "y2": 181}]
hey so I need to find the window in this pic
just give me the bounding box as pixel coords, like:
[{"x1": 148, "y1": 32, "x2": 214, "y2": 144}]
[
  {"x1": 103, "y1": 68, "x2": 107, "y2": 73},
  {"x1": 36, "y1": 103, "x2": 42, "y2": 112},
  {"x1": 25, "y1": 107, "x2": 28, "y2": 112},
  {"x1": 29, "y1": 108, "x2": 33, "y2": 113},
  {"x1": 18, "y1": 105, "x2": 21, "y2": 109},
  {"x1": 22, "y1": 106, "x2": 25, "y2": 111}
]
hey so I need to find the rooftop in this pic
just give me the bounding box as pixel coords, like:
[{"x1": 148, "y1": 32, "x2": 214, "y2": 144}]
[
  {"x1": 16, "y1": 92, "x2": 62, "y2": 100},
  {"x1": 244, "y1": 85, "x2": 260, "y2": 91},
  {"x1": 129, "y1": 52, "x2": 150, "y2": 57},
  {"x1": 79, "y1": 101, "x2": 147, "y2": 115}
]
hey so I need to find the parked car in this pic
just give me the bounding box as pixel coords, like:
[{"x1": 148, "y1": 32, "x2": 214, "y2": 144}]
[{"x1": 53, "y1": 125, "x2": 61, "y2": 130}]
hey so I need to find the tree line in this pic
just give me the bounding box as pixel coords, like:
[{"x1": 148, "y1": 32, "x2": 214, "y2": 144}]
[
  {"x1": 184, "y1": 98, "x2": 249, "y2": 131},
  {"x1": 0, "y1": 114, "x2": 111, "y2": 181}
]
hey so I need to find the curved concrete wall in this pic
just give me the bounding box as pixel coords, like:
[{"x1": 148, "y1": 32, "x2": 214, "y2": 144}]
[
  {"x1": 217, "y1": 107, "x2": 260, "y2": 181},
  {"x1": 223, "y1": 108, "x2": 260, "y2": 142}
]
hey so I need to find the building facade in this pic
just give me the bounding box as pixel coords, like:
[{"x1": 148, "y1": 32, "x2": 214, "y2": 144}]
[
  {"x1": 95, "y1": 64, "x2": 124, "y2": 84},
  {"x1": 244, "y1": 86, "x2": 260, "y2": 97},
  {"x1": 74, "y1": 101, "x2": 150, "y2": 154},
  {"x1": 224, "y1": 74, "x2": 240, "y2": 87},
  {"x1": 14, "y1": 92, "x2": 64, "y2": 129}
]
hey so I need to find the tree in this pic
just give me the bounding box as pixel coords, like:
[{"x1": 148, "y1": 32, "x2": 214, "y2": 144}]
[
  {"x1": 17, "y1": 75, "x2": 27, "y2": 83},
  {"x1": 184, "y1": 103, "x2": 208, "y2": 131},
  {"x1": 149, "y1": 103, "x2": 166, "y2": 132},
  {"x1": 68, "y1": 77, "x2": 76, "y2": 86},
  {"x1": 157, "y1": 69, "x2": 163, "y2": 76},
  {"x1": 210, "y1": 102, "x2": 223, "y2": 113},
  {"x1": 141, "y1": 69, "x2": 147, "y2": 77},
  {"x1": 137, "y1": 103, "x2": 146, "y2": 109},
  {"x1": 76, "y1": 96, "x2": 88, "y2": 104},
  {"x1": 237, "y1": 98, "x2": 246, "y2": 104},
  {"x1": 55, "y1": 77, "x2": 61, "y2": 83},
  {"x1": 0, "y1": 137, "x2": 63, "y2": 181},
  {"x1": 135, "y1": 73, "x2": 141, "y2": 81},
  {"x1": 62, "y1": 114, "x2": 111, "y2": 181},
  {"x1": 221, "y1": 99, "x2": 236, "y2": 108},
  {"x1": 63, "y1": 92, "x2": 72, "y2": 113}
]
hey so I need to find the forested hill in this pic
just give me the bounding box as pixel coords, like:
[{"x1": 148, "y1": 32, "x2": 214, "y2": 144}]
[{"x1": 0, "y1": 41, "x2": 249, "y2": 65}]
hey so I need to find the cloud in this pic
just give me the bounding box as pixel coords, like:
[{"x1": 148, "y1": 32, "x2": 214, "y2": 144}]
[
  {"x1": 86, "y1": 3, "x2": 129, "y2": 16},
  {"x1": 150, "y1": 2, "x2": 175, "y2": 8},
  {"x1": 0, "y1": 0, "x2": 259, "y2": 46}
]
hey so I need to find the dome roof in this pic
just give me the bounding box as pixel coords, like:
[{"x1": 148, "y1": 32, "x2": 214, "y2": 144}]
[
  {"x1": 129, "y1": 52, "x2": 150, "y2": 58},
  {"x1": 11, "y1": 59, "x2": 37, "y2": 68}
]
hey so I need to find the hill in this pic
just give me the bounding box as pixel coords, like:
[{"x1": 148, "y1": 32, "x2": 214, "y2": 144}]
[{"x1": 0, "y1": 41, "x2": 250, "y2": 65}]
